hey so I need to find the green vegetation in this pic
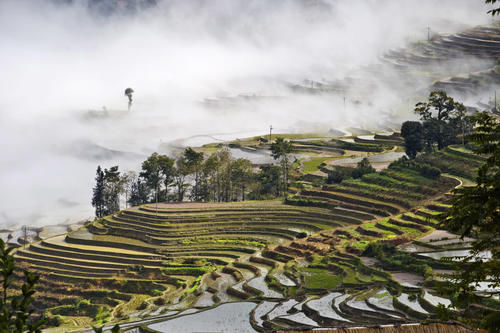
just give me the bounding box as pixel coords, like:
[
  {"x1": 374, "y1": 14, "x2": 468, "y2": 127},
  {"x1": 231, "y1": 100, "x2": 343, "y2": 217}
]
[
  {"x1": 444, "y1": 112, "x2": 500, "y2": 306},
  {"x1": 300, "y1": 267, "x2": 342, "y2": 289},
  {"x1": 0, "y1": 239, "x2": 45, "y2": 333},
  {"x1": 302, "y1": 157, "x2": 332, "y2": 173}
]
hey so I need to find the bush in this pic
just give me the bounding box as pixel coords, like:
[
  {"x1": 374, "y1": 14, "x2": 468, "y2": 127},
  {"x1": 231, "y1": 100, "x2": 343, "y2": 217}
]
[
  {"x1": 137, "y1": 301, "x2": 148, "y2": 310},
  {"x1": 352, "y1": 158, "x2": 376, "y2": 179},
  {"x1": 327, "y1": 169, "x2": 344, "y2": 184},
  {"x1": 154, "y1": 297, "x2": 166, "y2": 306},
  {"x1": 389, "y1": 156, "x2": 441, "y2": 179},
  {"x1": 296, "y1": 232, "x2": 308, "y2": 239}
]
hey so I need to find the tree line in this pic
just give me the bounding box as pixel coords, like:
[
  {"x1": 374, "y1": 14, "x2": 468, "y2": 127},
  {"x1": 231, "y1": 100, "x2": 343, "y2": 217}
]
[{"x1": 91, "y1": 139, "x2": 294, "y2": 218}]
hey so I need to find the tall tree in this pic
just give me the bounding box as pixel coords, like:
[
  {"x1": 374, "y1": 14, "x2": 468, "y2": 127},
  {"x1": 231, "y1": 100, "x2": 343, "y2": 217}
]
[
  {"x1": 128, "y1": 178, "x2": 150, "y2": 207},
  {"x1": 202, "y1": 154, "x2": 219, "y2": 202},
  {"x1": 401, "y1": 121, "x2": 424, "y2": 159},
  {"x1": 120, "y1": 171, "x2": 137, "y2": 209},
  {"x1": 415, "y1": 91, "x2": 464, "y2": 150},
  {"x1": 231, "y1": 158, "x2": 254, "y2": 201},
  {"x1": 444, "y1": 112, "x2": 500, "y2": 303},
  {"x1": 158, "y1": 155, "x2": 175, "y2": 202},
  {"x1": 207, "y1": 149, "x2": 233, "y2": 202},
  {"x1": 103, "y1": 166, "x2": 122, "y2": 215},
  {"x1": 184, "y1": 148, "x2": 204, "y2": 201},
  {"x1": 173, "y1": 156, "x2": 190, "y2": 202},
  {"x1": 91, "y1": 166, "x2": 105, "y2": 218},
  {"x1": 271, "y1": 137, "x2": 293, "y2": 195},
  {"x1": 140, "y1": 153, "x2": 164, "y2": 205},
  {"x1": 254, "y1": 164, "x2": 282, "y2": 198}
]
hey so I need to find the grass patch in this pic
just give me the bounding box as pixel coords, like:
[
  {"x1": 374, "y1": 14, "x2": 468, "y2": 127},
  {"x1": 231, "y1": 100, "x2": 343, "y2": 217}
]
[
  {"x1": 301, "y1": 267, "x2": 342, "y2": 289},
  {"x1": 302, "y1": 157, "x2": 333, "y2": 173}
]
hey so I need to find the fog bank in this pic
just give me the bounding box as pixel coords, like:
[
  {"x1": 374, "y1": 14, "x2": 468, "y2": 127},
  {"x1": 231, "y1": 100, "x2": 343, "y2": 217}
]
[{"x1": 0, "y1": 0, "x2": 490, "y2": 228}]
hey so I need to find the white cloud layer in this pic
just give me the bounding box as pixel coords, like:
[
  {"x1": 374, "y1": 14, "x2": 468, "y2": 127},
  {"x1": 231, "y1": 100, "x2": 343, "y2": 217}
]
[{"x1": 0, "y1": 0, "x2": 491, "y2": 228}]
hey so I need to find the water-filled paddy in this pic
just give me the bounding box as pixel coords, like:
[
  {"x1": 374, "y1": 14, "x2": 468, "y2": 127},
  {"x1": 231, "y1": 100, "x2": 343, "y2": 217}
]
[
  {"x1": 279, "y1": 312, "x2": 318, "y2": 326},
  {"x1": 357, "y1": 135, "x2": 375, "y2": 140},
  {"x1": 331, "y1": 151, "x2": 405, "y2": 166},
  {"x1": 247, "y1": 266, "x2": 284, "y2": 298},
  {"x1": 419, "y1": 250, "x2": 491, "y2": 261},
  {"x1": 148, "y1": 302, "x2": 257, "y2": 333},
  {"x1": 267, "y1": 299, "x2": 298, "y2": 320},
  {"x1": 194, "y1": 291, "x2": 215, "y2": 307},
  {"x1": 368, "y1": 289, "x2": 396, "y2": 312},
  {"x1": 347, "y1": 297, "x2": 378, "y2": 313},
  {"x1": 307, "y1": 292, "x2": 351, "y2": 322},
  {"x1": 423, "y1": 290, "x2": 451, "y2": 308},
  {"x1": 229, "y1": 148, "x2": 275, "y2": 164},
  {"x1": 213, "y1": 272, "x2": 238, "y2": 302},
  {"x1": 252, "y1": 301, "x2": 279, "y2": 327},
  {"x1": 273, "y1": 272, "x2": 297, "y2": 287},
  {"x1": 38, "y1": 225, "x2": 68, "y2": 239},
  {"x1": 397, "y1": 294, "x2": 428, "y2": 314},
  {"x1": 333, "y1": 294, "x2": 350, "y2": 311}
]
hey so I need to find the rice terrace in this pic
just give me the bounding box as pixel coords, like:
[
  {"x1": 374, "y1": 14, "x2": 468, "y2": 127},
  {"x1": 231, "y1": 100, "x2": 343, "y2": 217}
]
[{"x1": 0, "y1": 0, "x2": 499, "y2": 333}]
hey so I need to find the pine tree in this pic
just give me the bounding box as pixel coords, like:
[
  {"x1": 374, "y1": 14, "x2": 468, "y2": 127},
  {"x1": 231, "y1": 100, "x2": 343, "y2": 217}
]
[{"x1": 91, "y1": 166, "x2": 105, "y2": 218}]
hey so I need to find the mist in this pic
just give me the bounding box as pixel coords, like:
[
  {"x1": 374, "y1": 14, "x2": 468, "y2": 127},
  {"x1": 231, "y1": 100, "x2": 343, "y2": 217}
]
[{"x1": 0, "y1": 0, "x2": 491, "y2": 229}]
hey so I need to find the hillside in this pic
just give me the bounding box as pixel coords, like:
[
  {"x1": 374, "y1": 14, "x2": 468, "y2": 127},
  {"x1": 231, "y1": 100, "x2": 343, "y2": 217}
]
[{"x1": 11, "y1": 132, "x2": 497, "y2": 332}]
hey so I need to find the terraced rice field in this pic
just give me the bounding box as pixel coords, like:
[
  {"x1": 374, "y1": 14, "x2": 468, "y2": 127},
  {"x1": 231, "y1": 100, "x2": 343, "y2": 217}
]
[{"x1": 15, "y1": 130, "x2": 492, "y2": 332}]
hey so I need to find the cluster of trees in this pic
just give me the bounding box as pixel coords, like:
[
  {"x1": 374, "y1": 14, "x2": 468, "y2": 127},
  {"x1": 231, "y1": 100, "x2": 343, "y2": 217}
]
[
  {"x1": 326, "y1": 157, "x2": 376, "y2": 184},
  {"x1": 401, "y1": 90, "x2": 471, "y2": 159},
  {"x1": 92, "y1": 140, "x2": 295, "y2": 218}
]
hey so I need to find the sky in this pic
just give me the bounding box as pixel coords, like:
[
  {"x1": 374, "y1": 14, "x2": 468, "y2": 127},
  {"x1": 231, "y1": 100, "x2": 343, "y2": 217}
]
[{"x1": 0, "y1": 0, "x2": 492, "y2": 229}]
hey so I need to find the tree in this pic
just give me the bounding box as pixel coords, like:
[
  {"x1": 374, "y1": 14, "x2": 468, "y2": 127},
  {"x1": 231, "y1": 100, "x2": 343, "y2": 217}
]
[
  {"x1": 128, "y1": 178, "x2": 149, "y2": 207},
  {"x1": 184, "y1": 148, "x2": 204, "y2": 201},
  {"x1": 231, "y1": 158, "x2": 254, "y2": 201},
  {"x1": 443, "y1": 112, "x2": 500, "y2": 304},
  {"x1": 0, "y1": 239, "x2": 45, "y2": 332},
  {"x1": 352, "y1": 157, "x2": 376, "y2": 178},
  {"x1": 202, "y1": 154, "x2": 219, "y2": 202},
  {"x1": 205, "y1": 149, "x2": 233, "y2": 202},
  {"x1": 91, "y1": 166, "x2": 105, "y2": 218},
  {"x1": 253, "y1": 165, "x2": 282, "y2": 199},
  {"x1": 140, "y1": 153, "x2": 164, "y2": 205},
  {"x1": 103, "y1": 166, "x2": 122, "y2": 215},
  {"x1": 271, "y1": 138, "x2": 293, "y2": 194},
  {"x1": 121, "y1": 171, "x2": 137, "y2": 209},
  {"x1": 158, "y1": 155, "x2": 175, "y2": 202},
  {"x1": 173, "y1": 156, "x2": 190, "y2": 202},
  {"x1": 401, "y1": 121, "x2": 424, "y2": 159},
  {"x1": 124, "y1": 87, "x2": 134, "y2": 111},
  {"x1": 415, "y1": 91, "x2": 464, "y2": 150}
]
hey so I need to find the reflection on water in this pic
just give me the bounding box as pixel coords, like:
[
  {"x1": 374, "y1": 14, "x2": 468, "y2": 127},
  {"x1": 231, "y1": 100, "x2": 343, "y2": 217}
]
[{"x1": 148, "y1": 302, "x2": 257, "y2": 333}]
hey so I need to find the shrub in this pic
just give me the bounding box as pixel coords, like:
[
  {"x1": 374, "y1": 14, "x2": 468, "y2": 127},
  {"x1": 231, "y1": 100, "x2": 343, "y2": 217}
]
[
  {"x1": 296, "y1": 232, "x2": 308, "y2": 239},
  {"x1": 136, "y1": 301, "x2": 148, "y2": 310},
  {"x1": 352, "y1": 158, "x2": 376, "y2": 179},
  {"x1": 389, "y1": 156, "x2": 441, "y2": 179},
  {"x1": 154, "y1": 297, "x2": 166, "y2": 306},
  {"x1": 327, "y1": 169, "x2": 344, "y2": 184}
]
